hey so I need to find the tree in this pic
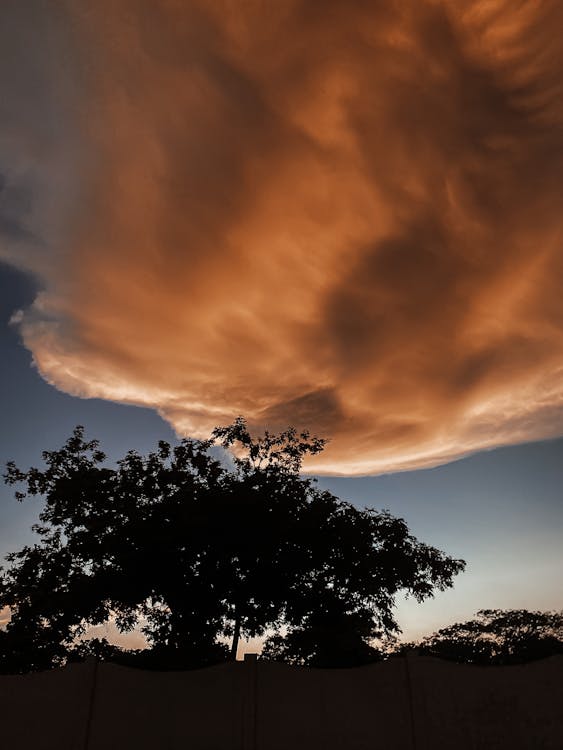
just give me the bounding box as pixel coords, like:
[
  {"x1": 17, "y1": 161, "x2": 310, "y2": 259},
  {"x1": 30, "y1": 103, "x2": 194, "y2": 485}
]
[
  {"x1": 418, "y1": 609, "x2": 563, "y2": 664},
  {"x1": 1, "y1": 419, "x2": 465, "y2": 671}
]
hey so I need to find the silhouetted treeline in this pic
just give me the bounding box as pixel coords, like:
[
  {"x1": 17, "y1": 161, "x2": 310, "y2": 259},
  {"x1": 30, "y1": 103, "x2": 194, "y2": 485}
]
[{"x1": 410, "y1": 609, "x2": 563, "y2": 665}]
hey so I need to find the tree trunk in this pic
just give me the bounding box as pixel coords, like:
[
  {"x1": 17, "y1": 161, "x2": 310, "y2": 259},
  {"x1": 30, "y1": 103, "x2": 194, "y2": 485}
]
[{"x1": 230, "y1": 613, "x2": 241, "y2": 660}]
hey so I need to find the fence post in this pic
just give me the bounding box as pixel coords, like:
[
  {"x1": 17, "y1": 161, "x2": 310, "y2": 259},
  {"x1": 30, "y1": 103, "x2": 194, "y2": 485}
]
[
  {"x1": 82, "y1": 657, "x2": 99, "y2": 750},
  {"x1": 242, "y1": 654, "x2": 258, "y2": 750},
  {"x1": 404, "y1": 650, "x2": 419, "y2": 750}
]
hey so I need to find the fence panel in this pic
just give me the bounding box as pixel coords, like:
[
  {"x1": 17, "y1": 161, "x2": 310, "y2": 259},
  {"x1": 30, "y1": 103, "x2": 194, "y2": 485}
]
[
  {"x1": 255, "y1": 660, "x2": 413, "y2": 750},
  {"x1": 408, "y1": 655, "x2": 563, "y2": 750},
  {"x1": 0, "y1": 661, "x2": 94, "y2": 750},
  {"x1": 87, "y1": 662, "x2": 245, "y2": 750}
]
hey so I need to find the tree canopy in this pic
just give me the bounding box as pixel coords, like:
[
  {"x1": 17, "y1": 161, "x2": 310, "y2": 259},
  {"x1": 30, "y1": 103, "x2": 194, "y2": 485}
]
[
  {"x1": 417, "y1": 609, "x2": 563, "y2": 665},
  {"x1": 1, "y1": 419, "x2": 465, "y2": 671}
]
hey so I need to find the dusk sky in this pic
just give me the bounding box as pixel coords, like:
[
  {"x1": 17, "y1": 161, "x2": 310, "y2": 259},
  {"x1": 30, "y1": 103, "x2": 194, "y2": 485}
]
[{"x1": 1, "y1": 0, "x2": 562, "y2": 643}]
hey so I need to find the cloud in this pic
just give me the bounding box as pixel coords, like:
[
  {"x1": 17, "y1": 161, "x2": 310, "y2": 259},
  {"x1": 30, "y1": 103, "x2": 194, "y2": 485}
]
[
  {"x1": 0, "y1": 0, "x2": 85, "y2": 281},
  {"x1": 5, "y1": 0, "x2": 563, "y2": 473}
]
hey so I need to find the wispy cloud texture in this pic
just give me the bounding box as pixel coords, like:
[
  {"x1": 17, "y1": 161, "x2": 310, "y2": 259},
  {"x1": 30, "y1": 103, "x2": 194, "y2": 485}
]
[{"x1": 4, "y1": 0, "x2": 563, "y2": 473}]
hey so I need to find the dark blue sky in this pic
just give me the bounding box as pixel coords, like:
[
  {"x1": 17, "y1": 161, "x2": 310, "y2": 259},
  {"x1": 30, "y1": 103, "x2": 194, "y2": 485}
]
[
  {"x1": 2, "y1": 262, "x2": 562, "y2": 640},
  {"x1": 0, "y1": 263, "x2": 177, "y2": 552}
]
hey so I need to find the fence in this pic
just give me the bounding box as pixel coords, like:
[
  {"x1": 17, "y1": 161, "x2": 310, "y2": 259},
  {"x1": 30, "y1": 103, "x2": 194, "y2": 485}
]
[{"x1": 0, "y1": 654, "x2": 561, "y2": 749}]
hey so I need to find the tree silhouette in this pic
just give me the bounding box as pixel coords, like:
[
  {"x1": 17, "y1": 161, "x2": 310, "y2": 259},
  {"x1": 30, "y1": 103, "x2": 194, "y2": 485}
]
[
  {"x1": 1, "y1": 419, "x2": 465, "y2": 671},
  {"x1": 418, "y1": 609, "x2": 563, "y2": 664}
]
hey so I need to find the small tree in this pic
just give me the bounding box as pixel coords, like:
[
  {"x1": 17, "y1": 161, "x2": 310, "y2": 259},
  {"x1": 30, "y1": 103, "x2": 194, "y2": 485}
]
[
  {"x1": 418, "y1": 609, "x2": 563, "y2": 665},
  {"x1": 1, "y1": 419, "x2": 465, "y2": 671}
]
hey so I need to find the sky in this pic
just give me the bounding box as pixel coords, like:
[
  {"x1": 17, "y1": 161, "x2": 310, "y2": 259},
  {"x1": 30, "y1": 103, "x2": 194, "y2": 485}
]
[{"x1": 1, "y1": 0, "x2": 562, "y2": 643}]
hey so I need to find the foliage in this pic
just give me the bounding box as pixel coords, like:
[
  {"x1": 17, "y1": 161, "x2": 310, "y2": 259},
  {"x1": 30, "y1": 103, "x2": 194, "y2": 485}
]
[
  {"x1": 262, "y1": 605, "x2": 384, "y2": 667},
  {"x1": 417, "y1": 609, "x2": 563, "y2": 664},
  {"x1": 1, "y1": 419, "x2": 465, "y2": 671}
]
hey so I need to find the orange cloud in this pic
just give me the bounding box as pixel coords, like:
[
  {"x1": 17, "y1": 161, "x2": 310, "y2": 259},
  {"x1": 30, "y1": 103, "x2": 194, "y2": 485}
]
[{"x1": 7, "y1": 0, "x2": 563, "y2": 473}]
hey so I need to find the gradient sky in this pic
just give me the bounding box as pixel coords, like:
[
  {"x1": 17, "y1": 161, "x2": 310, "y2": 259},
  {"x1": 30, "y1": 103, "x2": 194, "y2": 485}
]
[{"x1": 1, "y1": 0, "x2": 562, "y2": 643}]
